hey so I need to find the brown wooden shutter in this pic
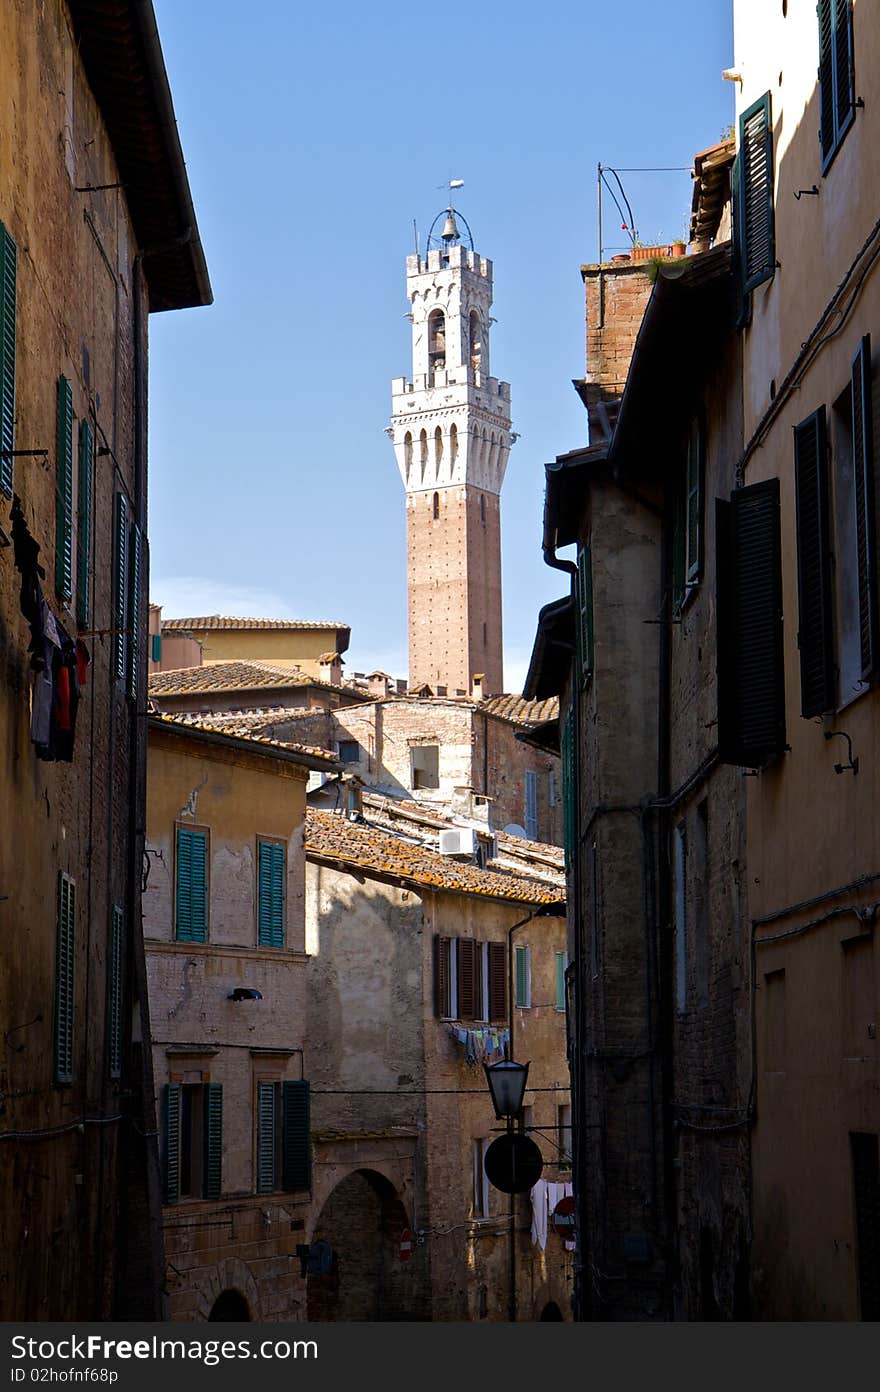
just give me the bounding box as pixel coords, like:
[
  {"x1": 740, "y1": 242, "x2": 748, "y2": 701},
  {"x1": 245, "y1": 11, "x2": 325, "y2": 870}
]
[
  {"x1": 851, "y1": 336, "x2": 876, "y2": 681},
  {"x1": 717, "y1": 480, "x2": 786, "y2": 766},
  {"x1": 794, "y1": 408, "x2": 835, "y2": 717},
  {"x1": 488, "y1": 942, "x2": 507, "y2": 1021},
  {"x1": 433, "y1": 935, "x2": 451, "y2": 1018},
  {"x1": 457, "y1": 939, "x2": 476, "y2": 1020},
  {"x1": 474, "y1": 942, "x2": 484, "y2": 1020}
]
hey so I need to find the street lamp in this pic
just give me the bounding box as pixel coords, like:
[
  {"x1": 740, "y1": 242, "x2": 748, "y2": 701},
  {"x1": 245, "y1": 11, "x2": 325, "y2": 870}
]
[{"x1": 484, "y1": 1058, "x2": 529, "y2": 1126}]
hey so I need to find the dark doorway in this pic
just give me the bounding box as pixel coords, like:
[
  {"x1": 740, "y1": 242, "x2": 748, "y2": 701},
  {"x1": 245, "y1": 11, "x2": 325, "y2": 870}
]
[
  {"x1": 208, "y1": 1289, "x2": 250, "y2": 1321},
  {"x1": 539, "y1": 1301, "x2": 564, "y2": 1321},
  {"x1": 307, "y1": 1169, "x2": 419, "y2": 1321}
]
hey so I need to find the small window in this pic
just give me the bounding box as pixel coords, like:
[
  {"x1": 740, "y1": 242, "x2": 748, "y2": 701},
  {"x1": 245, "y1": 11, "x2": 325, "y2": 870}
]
[
  {"x1": 450, "y1": 422, "x2": 458, "y2": 463},
  {"x1": 434, "y1": 427, "x2": 443, "y2": 467},
  {"x1": 514, "y1": 945, "x2": 531, "y2": 1008},
  {"x1": 818, "y1": 0, "x2": 856, "y2": 171},
  {"x1": 576, "y1": 544, "x2": 593, "y2": 681},
  {"x1": 411, "y1": 744, "x2": 439, "y2": 789},
  {"x1": 256, "y1": 1080, "x2": 311, "y2": 1194},
  {"x1": 524, "y1": 770, "x2": 538, "y2": 840},
  {"x1": 337, "y1": 739, "x2": 360, "y2": 764},
  {"x1": 175, "y1": 826, "x2": 208, "y2": 942},
  {"x1": 736, "y1": 93, "x2": 776, "y2": 293},
  {"x1": 151, "y1": 633, "x2": 162, "y2": 663},
  {"x1": 555, "y1": 951, "x2": 567, "y2": 1012},
  {"x1": 473, "y1": 1138, "x2": 491, "y2": 1218},
  {"x1": 428, "y1": 308, "x2": 446, "y2": 380},
  {"x1": 432, "y1": 491, "x2": 440, "y2": 520},
  {"x1": 794, "y1": 407, "x2": 835, "y2": 717},
  {"x1": 469, "y1": 310, "x2": 482, "y2": 383},
  {"x1": 162, "y1": 1081, "x2": 222, "y2": 1204},
  {"x1": 480, "y1": 493, "x2": 486, "y2": 526}
]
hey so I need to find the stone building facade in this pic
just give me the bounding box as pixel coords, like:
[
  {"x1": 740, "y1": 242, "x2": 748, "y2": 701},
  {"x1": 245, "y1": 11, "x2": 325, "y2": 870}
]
[
  {"x1": 143, "y1": 715, "x2": 337, "y2": 1321},
  {"x1": 390, "y1": 219, "x2": 512, "y2": 695},
  {"x1": 304, "y1": 808, "x2": 572, "y2": 1321},
  {"x1": 0, "y1": 0, "x2": 209, "y2": 1319},
  {"x1": 158, "y1": 616, "x2": 350, "y2": 676}
]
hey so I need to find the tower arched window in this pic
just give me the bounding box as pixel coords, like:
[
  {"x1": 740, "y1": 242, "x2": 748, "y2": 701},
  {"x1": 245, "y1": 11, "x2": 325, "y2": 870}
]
[
  {"x1": 433, "y1": 492, "x2": 440, "y2": 520},
  {"x1": 469, "y1": 310, "x2": 482, "y2": 384},
  {"x1": 420, "y1": 429, "x2": 428, "y2": 468},
  {"x1": 404, "y1": 432, "x2": 413, "y2": 474},
  {"x1": 434, "y1": 426, "x2": 443, "y2": 468},
  {"x1": 450, "y1": 423, "x2": 458, "y2": 464},
  {"x1": 428, "y1": 309, "x2": 446, "y2": 383},
  {"x1": 480, "y1": 493, "x2": 486, "y2": 526}
]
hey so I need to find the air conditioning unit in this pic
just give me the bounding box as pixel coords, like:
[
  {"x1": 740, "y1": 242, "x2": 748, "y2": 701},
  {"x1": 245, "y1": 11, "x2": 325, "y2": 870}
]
[{"x1": 439, "y1": 828, "x2": 479, "y2": 859}]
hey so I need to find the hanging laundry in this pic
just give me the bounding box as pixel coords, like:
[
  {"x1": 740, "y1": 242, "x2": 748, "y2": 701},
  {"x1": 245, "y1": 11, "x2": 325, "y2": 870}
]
[{"x1": 530, "y1": 1178, "x2": 549, "y2": 1250}]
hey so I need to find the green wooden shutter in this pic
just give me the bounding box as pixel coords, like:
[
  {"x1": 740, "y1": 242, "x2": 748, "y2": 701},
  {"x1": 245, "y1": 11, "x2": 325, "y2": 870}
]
[
  {"x1": 203, "y1": 1083, "x2": 223, "y2": 1200},
  {"x1": 556, "y1": 951, "x2": 567, "y2": 1012},
  {"x1": 128, "y1": 523, "x2": 142, "y2": 700},
  {"x1": 112, "y1": 493, "x2": 128, "y2": 681},
  {"x1": 162, "y1": 1083, "x2": 181, "y2": 1205},
  {"x1": 55, "y1": 376, "x2": 74, "y2": 602},
  {"x1": 54, "y1": 873, "x2": 76, "y2": 1084},
  {"x1": 76, "y1": 421, "x2": 93, "y2": 629},
  {"x1": 738, "y1": 93, "x2": 775, "y2": 293},
  {"x1": 851, "y1": 336, "x2": 876, "y2": 681},
  {"x1": 257, "y1": 840, "x2": 285, "y2": 947},
  {"x1": 717, "y1": 481, "x2": 786, "y2": 766},
  {"x1": 108, "y1": 904, "x2": 123, "y2": 1079},
  {"x1": 175, "y1": 827, "x2": 208, "y2": 942},
  {"x1": 575, "y1": 543, "x2": 594, "y2": 681},
  {"x1": 685, "y1": 419, "x2": 703, "y2": 585},
  {"x1": 819, "y1": 0, "x2": 856, "y2": 168},
  {"x1": 794, "y1": 408, "x2": 835, "y2": 717},
  {"x1": 151, "y1": 633, "x2": 162, "y2": 663},
  {"x1": 256, "y1": 1080, "x2": 277, "y2": 1193},
  {"x1": 515, "y1": 945, "x2": 529, "y2": 1008},
  {"x1": 561, "y1": 704, "x2": 576, "y2": 872},
  {"x1": 0, "y1": 222, "x2": 17, "y2": 497},
  {"x1": 282, "y1": 1080, "x2": 312, "y2": 1193}
]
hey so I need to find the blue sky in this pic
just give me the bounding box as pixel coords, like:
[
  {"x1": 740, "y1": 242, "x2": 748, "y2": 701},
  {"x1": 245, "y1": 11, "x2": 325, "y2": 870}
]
[{"x1": 149, "y1": 0, "x2": 733, "y2": 690}]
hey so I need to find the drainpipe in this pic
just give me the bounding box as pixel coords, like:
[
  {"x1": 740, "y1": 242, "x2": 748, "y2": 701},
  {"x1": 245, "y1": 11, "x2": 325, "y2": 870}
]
[{"x1": 505, "y1": 907, "x2": 537, "y2": 1325}]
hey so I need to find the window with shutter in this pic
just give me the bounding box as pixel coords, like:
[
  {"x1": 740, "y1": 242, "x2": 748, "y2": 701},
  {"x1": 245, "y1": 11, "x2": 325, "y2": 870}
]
[
  {"x1": 717, "y1": 480, "x2": 786, "y2": 766},
  {"x1": 175, "y1": 826, "x2": 208, "y2": 942},
  {"x1": 256, "y1": 1080, "x2": 277, "y2": 1193},
  {"x1": 515, "y1": 945, "x2": 531, "y2": 1008},
  {"x1": 257, "y1": 839, "x2": 286, "y2": 946},
  {"x1": 524, "y1": 770, "x2": 538, "y2": 840},
  {"x1": 127, "y1": 522, "x2": 142, "y2": 700},
  {"x1": 54, "y1": 873, "x2": 76, "y2": 1084},
  {"x1": 434, "y1": 935, "x2": 452, "y2": 1017},
  {"x1": 794, "y1": 408, "x2": 835, "y2": 717},
  {"x1": 819, "y1": 0, "x2": 856, "y2": 170},
  {"x1": 55, "y1": 377, "x2": 74, "y2": 603},
  {"x1": 737, "y1": 93, "x2": 775, "y2": 293},
  {"x1": 487, "y1": 941, "x2": 507, "y2": 1021},
  {"x1": 685, "y1": 417, "x2": 704, "y2": 587},
  {"x1": 204, "y1": 1083, "x2": 223, "y2": 1200},
  {"x1": 575, "y1": 544, "x2": 594, "y2": 682},
  {"x1": 282, "y1": 1080, "x2": 311, "y2": 1192},
  {"x1": 0, "y1": 221, "x2": 17, "y2": 498},
  {"x1": 76, "y1": 421, "x2": 93, "y2": 629},
  {"x1": 112, "y1": 493, "x2": 128, "y2": 682},
  {"x1": 851, "y1": 336, "x2": 876, "y2": 681},
  {"x1": 108, "y1": 905, "x2": 123, "y2": 1079},
  {"x1": 555, "y1": 951, "x2": 567, "y2": 1012},
  {"x1": 162, "y1": 1083, "x2": 181, "y2": 1205}
]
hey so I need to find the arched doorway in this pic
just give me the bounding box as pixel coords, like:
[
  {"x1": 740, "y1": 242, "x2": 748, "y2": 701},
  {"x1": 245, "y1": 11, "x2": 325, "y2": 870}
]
[
  {"x1": 208, "y1": 1289, "x2": 250, "y2": 1321},
  {"x1": 307, "y1": 1168, "x2": 417, "y2": 1321},
  {"x1": 539, "y1": 1301, "x2": 564, "y2": 1321}
]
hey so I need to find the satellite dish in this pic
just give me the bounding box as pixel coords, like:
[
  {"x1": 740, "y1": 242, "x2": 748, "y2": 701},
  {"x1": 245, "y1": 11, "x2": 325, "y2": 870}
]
[{"x1": 503, "y1": 823, "x2": 528, "y2": 839}]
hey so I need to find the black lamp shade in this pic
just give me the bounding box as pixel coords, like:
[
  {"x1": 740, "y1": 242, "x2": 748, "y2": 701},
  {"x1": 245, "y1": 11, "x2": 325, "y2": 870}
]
[{"x1": 484, "y1": 1059, "x2": 529, "y2": 1119}]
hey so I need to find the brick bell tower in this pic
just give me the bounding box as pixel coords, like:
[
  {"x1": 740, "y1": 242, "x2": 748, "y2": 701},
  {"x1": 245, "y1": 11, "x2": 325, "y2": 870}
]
[{"x1": 390, "y1": 206, "x2": 512, "y2": 696}]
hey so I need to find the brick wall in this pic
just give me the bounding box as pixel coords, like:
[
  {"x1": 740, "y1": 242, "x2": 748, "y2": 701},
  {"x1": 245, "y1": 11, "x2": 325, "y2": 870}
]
[{"x1": 581, "y1": 260, "x2": 654, "y2": 440}]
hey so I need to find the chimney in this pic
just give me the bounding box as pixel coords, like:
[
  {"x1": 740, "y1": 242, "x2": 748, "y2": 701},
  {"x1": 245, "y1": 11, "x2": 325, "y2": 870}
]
[
  {"x1": 319, "y1": 652, "x2": 344, "y2": 685},
  {"x1": 368, "y1": 670, "x2": 391, "y2": 699},
  {"x1": 471, "y1": 673, "x2": 485, "y2": 702}
]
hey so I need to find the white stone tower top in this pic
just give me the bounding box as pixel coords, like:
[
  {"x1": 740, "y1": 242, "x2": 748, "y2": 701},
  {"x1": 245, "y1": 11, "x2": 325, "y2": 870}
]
[{"x1": 390, "y1": 215, "x2": 512, "y2": 495}]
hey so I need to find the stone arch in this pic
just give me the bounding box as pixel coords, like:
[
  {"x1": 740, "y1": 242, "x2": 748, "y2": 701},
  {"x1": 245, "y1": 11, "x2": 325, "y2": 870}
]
[
  {"x1": 190, "y1": 1255, "x2": 262, "y2": 1322},
  {"x1": 539, "y1": 1300, "x2": 564, "y2": 1321},
  {"x1": 427, "y1": 308, "x2": 445, "y2": 382},
  {"x1": 434, "y1": 425, "x2": 443, "y2": 469},
  {"x1": 469, "y1": 309, "x2": 482, "y2": 382},
  {"x1": 404, "y1": 431, "x2": 413, "y2": 475},
  {"x1": 208, "y1": 1289, "x2": 251, "y2": 1322},
  {"x1": 306, "y1": 1167, "x2": 418, "y2": 1322},
  {"x1": 449, "y1": 422, "x2": 458, "y2": 465}
]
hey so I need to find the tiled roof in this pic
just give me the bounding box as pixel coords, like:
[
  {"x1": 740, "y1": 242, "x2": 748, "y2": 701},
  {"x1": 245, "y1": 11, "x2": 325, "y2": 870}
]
[
  {"x1": 149, "y1": 661, "x2": 312, "y2": 695},
  {"x1": 480, "y1": 694, "x2": 560, "y2": 726},
  {"x1": 149, "y1": 711, "x2": 338, "y2": 766},
  {"x1": 161, "y1": 616, "x2": 348, "y2": 632},
  {"x1": 305, "y1": 811, "x2": 565, "y2": 906}
]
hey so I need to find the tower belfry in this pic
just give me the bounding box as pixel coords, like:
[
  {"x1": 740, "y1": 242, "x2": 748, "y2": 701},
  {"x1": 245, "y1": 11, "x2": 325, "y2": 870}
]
[{"x1": 390, "y1": 208, "x2": 512, "y2": 696}]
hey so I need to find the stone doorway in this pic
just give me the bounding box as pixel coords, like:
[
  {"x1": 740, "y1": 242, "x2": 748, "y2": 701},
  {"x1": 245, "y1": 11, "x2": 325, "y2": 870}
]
[
  {"x1": 307, "y1": 1168, "x2": 416, "y2": 1321},
  {"x1": 208, "y1": 1289, "x2": 251, "y2": 1321}
]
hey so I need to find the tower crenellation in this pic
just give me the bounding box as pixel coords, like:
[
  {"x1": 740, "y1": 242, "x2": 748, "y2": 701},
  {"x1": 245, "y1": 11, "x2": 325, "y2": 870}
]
[{"x1": 390, "y1": 209, "x2": 511, "y2": 696}]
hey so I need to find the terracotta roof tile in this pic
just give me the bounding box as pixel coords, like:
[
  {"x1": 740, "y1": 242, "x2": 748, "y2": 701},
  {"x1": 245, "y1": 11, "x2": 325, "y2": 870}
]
[
  {"x1": 161, "y1": 616, "x2": 348, "y2": 632},
  {"x1": 148, "y1": 660, "x2": 312, "y2": 695},
  {"x1": 480, "y1": 694, "x2": 560, "y2": 725},
  {"x1": 149, "y1": 711, "x2": 338, "y2": 765},
  {"x1": 305, "y1": 811, "x2": 565, "y2": 907}
]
